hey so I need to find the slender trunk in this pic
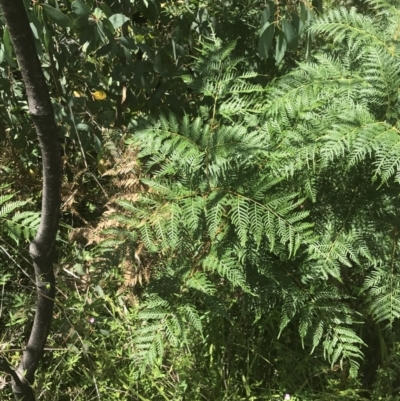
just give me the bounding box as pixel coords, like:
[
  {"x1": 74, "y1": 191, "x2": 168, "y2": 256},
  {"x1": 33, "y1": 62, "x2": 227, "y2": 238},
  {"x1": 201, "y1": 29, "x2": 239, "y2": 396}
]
[{"x1": 0, "y1": 0, "x2": 61, "y2": 399}]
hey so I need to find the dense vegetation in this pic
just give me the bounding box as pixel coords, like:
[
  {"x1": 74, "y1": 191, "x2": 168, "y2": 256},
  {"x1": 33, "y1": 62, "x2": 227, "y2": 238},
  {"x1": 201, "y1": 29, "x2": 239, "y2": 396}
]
[{"x1": 2, "y1": 0, "x2": 400, "y2": 399}]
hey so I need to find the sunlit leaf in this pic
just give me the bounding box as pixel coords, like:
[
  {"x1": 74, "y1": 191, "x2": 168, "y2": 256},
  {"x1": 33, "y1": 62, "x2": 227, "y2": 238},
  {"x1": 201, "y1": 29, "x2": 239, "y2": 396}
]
[
  {"x1": 92, "y1": 90, "x2": 107, "y2": 101},
  {"x1": 109, "y1": 13, "x2": 130, "y2": 30}
]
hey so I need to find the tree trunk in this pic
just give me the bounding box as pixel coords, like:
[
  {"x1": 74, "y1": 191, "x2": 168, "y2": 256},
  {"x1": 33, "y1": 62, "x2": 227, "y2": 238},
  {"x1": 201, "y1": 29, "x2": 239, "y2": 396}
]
[{"x1": 0, "y1": 0, "x2": 62, "y2": 399}]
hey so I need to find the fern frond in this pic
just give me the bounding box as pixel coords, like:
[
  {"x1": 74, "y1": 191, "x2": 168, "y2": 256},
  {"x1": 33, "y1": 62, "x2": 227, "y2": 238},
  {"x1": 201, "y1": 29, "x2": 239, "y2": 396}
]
[
  {"x1": 323, "y1": 326, "x2": 365, "y2": 377},
  {"x1": 310, "y1": 7, "x2": 388, "y2": 51},
  {"x1": 203, "y1": 253, "x2": 248, "y2": 290}
]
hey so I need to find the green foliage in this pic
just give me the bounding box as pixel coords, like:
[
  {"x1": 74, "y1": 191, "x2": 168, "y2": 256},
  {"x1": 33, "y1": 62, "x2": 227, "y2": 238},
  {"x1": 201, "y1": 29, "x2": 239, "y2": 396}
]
[
  {"x1": 4, "y1": 0, "x2": 400, "y2": 400},
  {"x1": 0, "y1": 185, "x2": 40, "y2": 245},
  {"x1": 0, "y1": 184, "x2": 40, "y2": 398},
  {"x1": 89, "y1": 2, "x2": 400, "y2": 398},
  {"x1": 257, "y1": 0, "x2": 320, "y2": 63}
]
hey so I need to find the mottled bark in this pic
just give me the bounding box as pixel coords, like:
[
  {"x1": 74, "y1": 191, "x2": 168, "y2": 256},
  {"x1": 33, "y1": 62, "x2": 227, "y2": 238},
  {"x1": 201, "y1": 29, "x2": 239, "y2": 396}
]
[{"x1": 0, "y1": 0, "x2": 61, "y2": 400}]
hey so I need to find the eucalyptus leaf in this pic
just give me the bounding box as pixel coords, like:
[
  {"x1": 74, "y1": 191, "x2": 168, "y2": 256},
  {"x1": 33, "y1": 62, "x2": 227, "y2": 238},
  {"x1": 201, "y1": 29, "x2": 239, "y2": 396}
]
[
  {"x1": 73, "y1": 15, "x2": 89, "y2": 29},
  {"x1": 291, "y1": 13, "x2": 305, "y2": 36},
  {"x1": 109, "y1": 14, "x2": 130, "y2": 30},
  {"x1": 260, "y1": 6, "x2": 271, "y2": 24},
  {"x1": 118, "y1": 37, "x2": 138, "y2": 51},
  {"x1": 258, "y1": 23, "x2": 275, "y2": 59},
  {"x1": 100, "y1": 3, "x2": 113, "y2": 17},
  {"x1": 93, "y1": 134, "x2": 102, "y2": 154},
  {"x1": 275, "y1": 31, "x2": 287, "y2": 64},
  {"x1": 3, "y1": 27, "x2": 16, "y2": 67},
  {"x1": 282, "y1": 20, "x2": 296, "y2": 46},
  {"x1": 43, "y1": 4, "x2": 72, "y2": 29},
  {"x1": 76, "y1": 123, "x2": 91, "y2": 131},
  {"x1": 260, "y1": 1, "x2": 275, "y2": 25},
  {"x1": 30, "y1": 23, "x2": 39, "y2": 40},
  {"x1": 72, "y1": 0, "x2": 90, "y2": 16}
]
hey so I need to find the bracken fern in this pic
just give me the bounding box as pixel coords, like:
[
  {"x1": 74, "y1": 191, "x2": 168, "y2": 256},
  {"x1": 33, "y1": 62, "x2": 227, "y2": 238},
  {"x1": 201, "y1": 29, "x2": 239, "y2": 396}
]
[{"x1": 94, "y1": 4, "x2": 400, "y2": 384}]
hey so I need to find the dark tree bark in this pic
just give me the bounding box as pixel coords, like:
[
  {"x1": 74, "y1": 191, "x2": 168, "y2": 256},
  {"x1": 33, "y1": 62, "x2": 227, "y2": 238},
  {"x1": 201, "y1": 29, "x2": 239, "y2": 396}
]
[{"x1": 0, "y1": 0, "x2": 61, "y2": 400}]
